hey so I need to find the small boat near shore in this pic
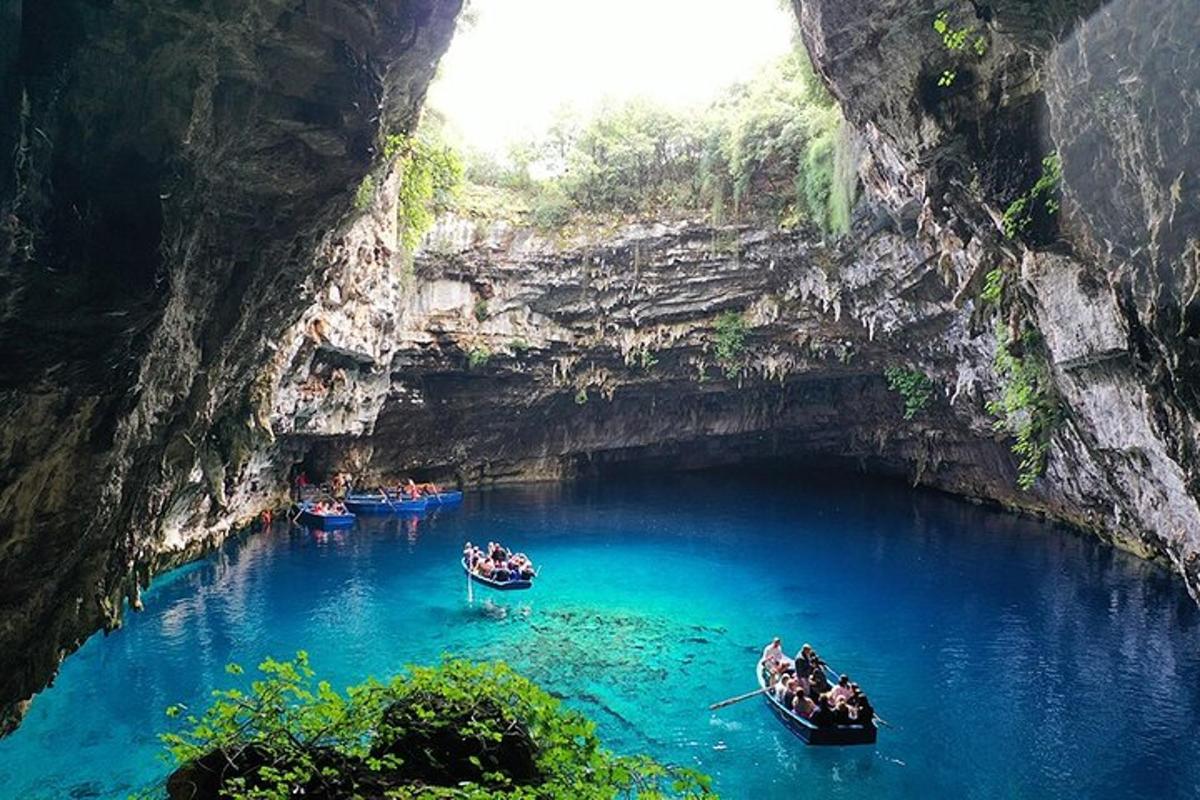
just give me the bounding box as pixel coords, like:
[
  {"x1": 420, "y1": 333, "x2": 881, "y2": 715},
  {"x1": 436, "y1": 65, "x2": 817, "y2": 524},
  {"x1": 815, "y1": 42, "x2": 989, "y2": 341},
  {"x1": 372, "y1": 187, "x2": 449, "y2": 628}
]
[
  {"x1": 345, "y1": 493, "x2": 428, "y2": 514},
  {"x1": 461, "y1": 557, "x2": 534, "y2": 591},
  {"x1": 296, "y1": 502, "x2": 356, "y2": 530},
  {"x1": 756, "y1": 659, "x2": 877, "y2": 746}
]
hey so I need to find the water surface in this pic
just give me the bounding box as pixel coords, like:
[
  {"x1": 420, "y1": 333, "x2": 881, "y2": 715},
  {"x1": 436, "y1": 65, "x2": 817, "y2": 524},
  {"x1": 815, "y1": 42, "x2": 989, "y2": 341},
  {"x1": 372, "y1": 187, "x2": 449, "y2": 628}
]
[{"x1": 2, "y1": 472, "x2": 1198, "y2": 799}]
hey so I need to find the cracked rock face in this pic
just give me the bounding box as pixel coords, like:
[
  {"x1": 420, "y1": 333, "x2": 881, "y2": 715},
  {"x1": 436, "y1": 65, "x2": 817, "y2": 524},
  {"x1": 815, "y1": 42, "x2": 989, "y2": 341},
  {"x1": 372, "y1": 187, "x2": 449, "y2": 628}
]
[
  {"x1": 792, "y1": 0, "x2": 1200, "y2": 586},
  {"x1": 0, "y1": 0, "x2": 464, "y2": 732}
]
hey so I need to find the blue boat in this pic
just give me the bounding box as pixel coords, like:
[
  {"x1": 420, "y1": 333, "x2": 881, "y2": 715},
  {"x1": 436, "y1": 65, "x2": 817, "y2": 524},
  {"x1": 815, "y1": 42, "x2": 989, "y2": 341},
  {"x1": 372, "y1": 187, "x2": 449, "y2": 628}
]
[
  {"x1": 462, "y1": 557, "x2": 534, "y2": 591},
  {"x1": 296, "y1": 503, "x2": 356, "y2": 530},
  {"x1": 426, "y1": 489, "x2": 463, "y2": 506},
  {"x1": 344, "y1": 493, "x2": 428, "y2": 514},
  {"x1": 756, "y1": 660, "x2": 877, "y2": 746}
]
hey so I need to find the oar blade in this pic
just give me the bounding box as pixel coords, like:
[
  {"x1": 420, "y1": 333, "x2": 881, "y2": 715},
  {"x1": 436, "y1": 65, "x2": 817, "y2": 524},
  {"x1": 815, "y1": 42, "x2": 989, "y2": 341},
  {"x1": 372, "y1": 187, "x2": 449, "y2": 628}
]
[{"x1": 708, "y1": 686, "x2": 766, "y2": 710}]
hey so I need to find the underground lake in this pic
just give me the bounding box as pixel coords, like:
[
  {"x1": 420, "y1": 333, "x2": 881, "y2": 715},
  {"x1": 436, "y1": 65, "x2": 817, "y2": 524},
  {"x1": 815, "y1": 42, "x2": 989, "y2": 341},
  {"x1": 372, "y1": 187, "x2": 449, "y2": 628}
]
[{"x1": 1, "y1": 471, "x2": 1197, "y2": 799}]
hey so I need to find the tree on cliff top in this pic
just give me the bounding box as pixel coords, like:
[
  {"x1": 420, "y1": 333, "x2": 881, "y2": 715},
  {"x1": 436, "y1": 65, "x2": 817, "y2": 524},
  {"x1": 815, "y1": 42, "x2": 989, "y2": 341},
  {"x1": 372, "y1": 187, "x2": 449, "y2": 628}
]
[{"x1": 440, "y1": 48, "x2": 858, "y2": 235}]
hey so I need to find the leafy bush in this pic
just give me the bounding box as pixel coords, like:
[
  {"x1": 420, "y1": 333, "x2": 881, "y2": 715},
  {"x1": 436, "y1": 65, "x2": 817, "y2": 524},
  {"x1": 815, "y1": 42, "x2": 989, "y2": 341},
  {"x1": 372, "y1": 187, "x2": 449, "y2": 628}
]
[
  {"x1": 473, "y1": 298, "x2": 489, "y2": 322},
  {"x1": 931, "y1": 11, "x2": 987, "y2": 87},
  {"x1": 714, "y1": 312, "x2": 748, "y2": 380},
  {"x1": 384, "y1": 132, "x2": 464, "y2": 250},
  {"x1": 986, "y1": 322, "x2": 1060, "y2": 490},
  {"x1": 467, "y1": 346, "x2": 491, "y2": 369},
  {"x1": 158, "y1": 654, "x2": 712, "y2": 800},
  {"x1": 980, "y1": 268, "x2": 1004, "y2": 305},
  {"x1": 884, "y1": 367, "x2": 935, "y2": 420},
  {"x1": 1002, "y1": 153, "x2": 1062, "y2": 242},
  {"x1": 354, "y1": 174, "x2": 377, "y2": 211}
]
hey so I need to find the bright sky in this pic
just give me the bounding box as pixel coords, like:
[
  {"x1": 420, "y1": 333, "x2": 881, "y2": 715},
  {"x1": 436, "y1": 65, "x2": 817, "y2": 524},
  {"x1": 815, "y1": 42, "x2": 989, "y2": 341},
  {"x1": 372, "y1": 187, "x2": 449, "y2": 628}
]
[{"x1": 426, "y1": 0, "x2": 796, "y2": 155}]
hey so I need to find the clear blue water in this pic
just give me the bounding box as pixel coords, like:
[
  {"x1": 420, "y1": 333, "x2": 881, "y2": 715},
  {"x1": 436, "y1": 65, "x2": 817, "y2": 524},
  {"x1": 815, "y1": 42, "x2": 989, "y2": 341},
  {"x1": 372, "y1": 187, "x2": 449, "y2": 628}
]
[{"x1": 2, "y1": 472, "x2": 1199, "y2": 799}]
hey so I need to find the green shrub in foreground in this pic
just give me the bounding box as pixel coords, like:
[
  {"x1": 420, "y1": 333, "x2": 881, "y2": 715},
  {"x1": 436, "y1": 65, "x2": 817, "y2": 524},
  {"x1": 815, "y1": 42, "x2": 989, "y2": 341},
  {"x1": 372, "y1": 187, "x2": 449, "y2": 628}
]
[{"x1": 155, "y1": 653, "x2": 714, "y2": 799}]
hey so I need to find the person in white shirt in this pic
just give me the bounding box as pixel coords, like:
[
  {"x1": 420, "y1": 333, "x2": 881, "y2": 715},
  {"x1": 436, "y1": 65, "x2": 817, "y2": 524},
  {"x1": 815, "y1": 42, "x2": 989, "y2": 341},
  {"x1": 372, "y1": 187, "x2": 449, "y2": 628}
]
[{"x1": 762, "y1": 636, "x2": 784, "y2": 666}]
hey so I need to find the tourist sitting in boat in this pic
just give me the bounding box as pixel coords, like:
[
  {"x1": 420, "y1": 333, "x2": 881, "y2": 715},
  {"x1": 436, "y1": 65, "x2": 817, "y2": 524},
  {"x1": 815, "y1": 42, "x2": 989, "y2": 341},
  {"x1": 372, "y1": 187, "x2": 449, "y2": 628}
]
[
  {"x1": 826, "y1": 674, "x2": 854, "y2": 704},
  {"x1": 850, "y1": 691, "x2": 874, "y2": 723},
  {"x1": 391, "y1": 478, "x2": 420, "y2": 499},
  {"x1": 762, "y1": 637, "x2": 784, "y2": 667},
  {"x1": 796, "y1": 643, "x2": 822, "y2": 673},
  {"x1": 808, "y1": 666, "x2": 831, "y2": 699},
  {"x1": 792, "y1": 692, "x2": 818, "y2": 720},
  {"x1": 810, "y1": 694, "x2": 836, "y2": 726},
  {"x1": 836, "y1": 696, "x2": 858, "y2": 724}
]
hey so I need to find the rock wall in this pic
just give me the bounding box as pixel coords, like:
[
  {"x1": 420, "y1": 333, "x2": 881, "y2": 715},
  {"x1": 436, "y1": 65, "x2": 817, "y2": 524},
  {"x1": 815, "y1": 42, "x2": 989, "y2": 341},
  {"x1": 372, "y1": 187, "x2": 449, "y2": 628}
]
[
  {"x1": 792, "y1": 0, "x2": 1200, "y2": 584},
  {"x1": 0, "y1": 0, "x2": 464, "y2": 732}
]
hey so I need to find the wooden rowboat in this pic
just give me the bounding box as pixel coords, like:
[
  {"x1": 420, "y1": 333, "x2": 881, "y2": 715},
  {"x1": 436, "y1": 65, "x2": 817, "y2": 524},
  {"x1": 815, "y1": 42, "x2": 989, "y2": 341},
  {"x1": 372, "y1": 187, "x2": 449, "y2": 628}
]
[
  {"x1": 345, "y1": 493, "x2": 428, "y2": 514},
  {"x1": 296, "y1": 503, "x2": 356, "y2": 530},
  {"x1": 757, "y1": 659, "x2": 877, "y2": 746},
  {"x1": 462, "y1": 557, "x2": 534, "y2": 591}
]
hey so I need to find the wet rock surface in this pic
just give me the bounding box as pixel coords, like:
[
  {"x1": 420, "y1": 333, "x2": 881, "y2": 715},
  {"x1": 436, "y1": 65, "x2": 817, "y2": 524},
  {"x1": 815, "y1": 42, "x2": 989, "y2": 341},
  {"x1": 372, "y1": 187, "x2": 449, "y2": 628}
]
[{"x1": 0, "y1": 0, "x2": 464, "y2": 732}]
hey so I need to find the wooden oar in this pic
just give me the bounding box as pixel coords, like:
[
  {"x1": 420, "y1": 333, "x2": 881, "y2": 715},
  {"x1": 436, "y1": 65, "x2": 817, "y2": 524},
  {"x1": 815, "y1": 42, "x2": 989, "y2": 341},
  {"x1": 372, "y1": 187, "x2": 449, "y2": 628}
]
[{"x1": 708, "y1": 687, "x2": 767, "y2": 710}]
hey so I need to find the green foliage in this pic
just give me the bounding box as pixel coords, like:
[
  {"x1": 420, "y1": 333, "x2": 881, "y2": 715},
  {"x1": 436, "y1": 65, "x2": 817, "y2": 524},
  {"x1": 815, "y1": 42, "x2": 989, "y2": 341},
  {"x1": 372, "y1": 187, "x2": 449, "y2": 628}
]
[
  {"x1": 384, "y1": 132, "x2": 464, "y2": 250},
  {"x1": 447, "y1": 49, "x2": 856, "y2": 235},
  {"x1": 931, "y1": 11, "x2": 987, "y2": 87},
  {"x1": 637, "y1": 347, "x2": 659, "y2": 371},
  {"x1": 574, "y1": 387, "x2": 589, "y2": 406},
  {"x1": 713, "y1": 312, "x2": 748, "y2": 380},
  {"x1": 354, "y1": 174, "x2": 377, "y2": 211},
  {"x1": 1002, "y1": 153, "x2": 1062, "y2": 241},
  {"x1": 980, "y1": 268, "x2": 1004, "y2": 304},
  {"x1": 509, "y1": 337, "x2": 531, "y2": 353},
  {"x1": 933, "y1": 12, "x2": 985, "y2": 54},
  {"x1": 158, "y1": 654, "x2": 712, "y2": 800},
  {"x1": 473, "y1": 298, "x2": 489, "y2": 322},
  {"x1": 467, "y1": 346, "x2": 491, "y2": 369},
  {"x1": 884, "y1": 366, "x2": 935, "y2": 420},
  {"x1": 986, "y1": 323, "x2": 1060, "y2": 490}
]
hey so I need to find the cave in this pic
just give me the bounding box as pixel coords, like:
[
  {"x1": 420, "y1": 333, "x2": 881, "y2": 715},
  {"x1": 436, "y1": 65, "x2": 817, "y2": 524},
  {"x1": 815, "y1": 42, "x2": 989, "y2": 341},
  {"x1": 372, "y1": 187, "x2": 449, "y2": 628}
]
[{"x1": 1, "y1": 0, "x2": 1199, "y2": 797}]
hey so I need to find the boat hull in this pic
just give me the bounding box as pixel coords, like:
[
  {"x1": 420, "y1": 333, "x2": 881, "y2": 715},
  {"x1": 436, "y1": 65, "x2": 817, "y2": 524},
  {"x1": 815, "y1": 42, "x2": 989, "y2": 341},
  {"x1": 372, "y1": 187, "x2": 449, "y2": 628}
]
[
  {"x1": 297, "y1": 509, "x2": 356, "y2": 529},
  {"x1": 427, "y1": 490, "x2": 463, "y2": 506},
  {"x1": 757, "y1": 661, "x2": 877, "y2": 746},
  {"x1": 345, "y1": 495, "x2": 428, "y2": 514},
  {"x1": 462, "y1": 558, "x2": 533, "y2": 591}
]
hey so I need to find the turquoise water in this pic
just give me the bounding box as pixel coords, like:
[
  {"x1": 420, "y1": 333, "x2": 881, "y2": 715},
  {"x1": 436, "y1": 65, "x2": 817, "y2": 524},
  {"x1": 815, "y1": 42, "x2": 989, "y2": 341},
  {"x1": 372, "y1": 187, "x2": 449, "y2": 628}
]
[{"x1": 2, "y1": 472, "x2": 1199, "y2": 799}]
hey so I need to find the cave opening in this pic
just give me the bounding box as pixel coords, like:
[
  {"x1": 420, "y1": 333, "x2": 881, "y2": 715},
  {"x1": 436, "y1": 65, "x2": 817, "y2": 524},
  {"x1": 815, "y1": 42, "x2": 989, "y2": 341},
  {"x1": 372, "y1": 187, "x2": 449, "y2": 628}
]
[{"x1": 4, "y1": 1, "x2": 1200, "y2": 798}]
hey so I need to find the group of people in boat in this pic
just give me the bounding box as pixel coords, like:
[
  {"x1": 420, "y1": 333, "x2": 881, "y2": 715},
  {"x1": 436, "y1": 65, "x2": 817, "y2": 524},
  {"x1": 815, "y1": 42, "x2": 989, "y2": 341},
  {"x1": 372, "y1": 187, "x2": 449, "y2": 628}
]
[
  {"x1": 293, "y1": 469, "x2": 447, "y2": 502},
  {"x1": 306, "y1": 500, "x2": 349, "y2": 516},
  {"x1": 762, "y1": 638, "x2": 875, "y2": 728},
  {"x1": 464, "y1": 541, "x2": 536, "y2": 583},
  {"x1": 391, "y1": 478, "x2": 444, "y2": 500}
]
